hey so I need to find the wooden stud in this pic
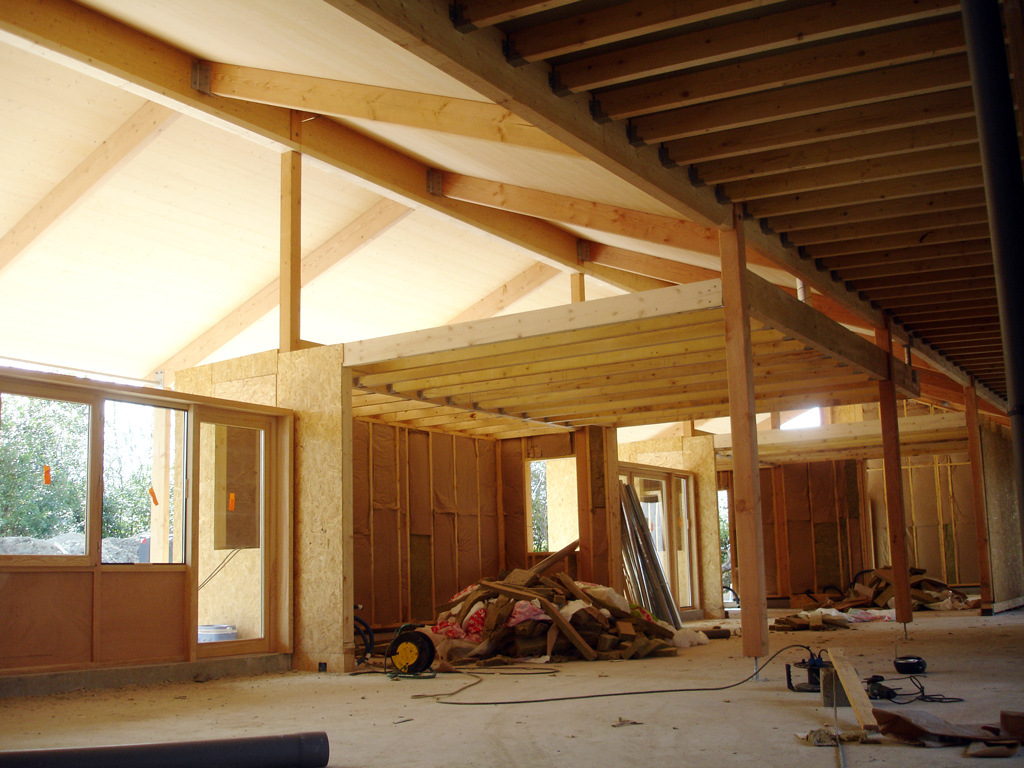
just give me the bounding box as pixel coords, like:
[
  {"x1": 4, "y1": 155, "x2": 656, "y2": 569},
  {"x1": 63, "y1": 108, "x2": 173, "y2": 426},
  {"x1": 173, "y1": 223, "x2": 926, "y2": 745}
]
[
  {"x1": 570, "y1": 272, "x2": 586, "y2": 303},
  {"x1": 279, "y1": 137, "x2": 302, "y2": 353},
  {"x1": 874, "y1": 324, "x2": 914, "y2": 624},
  {"x1": 720, "y1": 204, "x2": 768, "y2": 658}
]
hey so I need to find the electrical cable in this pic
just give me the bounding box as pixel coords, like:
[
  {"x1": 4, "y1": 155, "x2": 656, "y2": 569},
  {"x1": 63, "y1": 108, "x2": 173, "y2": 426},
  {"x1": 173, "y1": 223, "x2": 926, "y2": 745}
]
[
  {"x1": 879, "y1": 675, "x2": 964, "y2": 705},
  {"x1": 416, "y1": 644, "x2": 814, "y2": 706},
  {"x1": 198, "y1": 548, "x2": 240, "y2": 591}
]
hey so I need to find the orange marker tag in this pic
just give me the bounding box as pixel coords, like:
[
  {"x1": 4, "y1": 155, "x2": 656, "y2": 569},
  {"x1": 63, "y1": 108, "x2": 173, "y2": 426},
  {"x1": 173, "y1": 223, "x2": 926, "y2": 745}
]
[
  {"x1": 228, "y1": 492, "x2": 236, "y2": 511},
  {"x1": 43, "y1": 465, "x2": 51, "y2": 485},
  {"x1": 149, "y1": 487, "x2": 159, "y2": 506}
]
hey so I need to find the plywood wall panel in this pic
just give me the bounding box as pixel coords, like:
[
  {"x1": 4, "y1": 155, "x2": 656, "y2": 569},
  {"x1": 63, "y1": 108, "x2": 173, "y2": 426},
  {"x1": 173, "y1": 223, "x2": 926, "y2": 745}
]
[
  {"x1": 981, "y1": 428, "x2": 1024, "y2": 605},
  {"x1": 97, "y1": 570, "x2": 187, "y2": 663},
  {"x1": 0, "y1": 571, "x2": 92, "y2": 669}
]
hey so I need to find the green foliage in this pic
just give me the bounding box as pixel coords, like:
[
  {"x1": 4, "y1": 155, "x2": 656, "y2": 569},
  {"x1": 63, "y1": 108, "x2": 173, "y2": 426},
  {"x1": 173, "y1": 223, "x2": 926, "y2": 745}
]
[
  {"x1": 717, "y1": 490, "x2": 732, "y2": 589},
  {"x1": 529, "y1": 461, "x2": 548, "y2": 552},
  {"x1": 0, "y1": 394, "x2": 89, "y2": 538}
]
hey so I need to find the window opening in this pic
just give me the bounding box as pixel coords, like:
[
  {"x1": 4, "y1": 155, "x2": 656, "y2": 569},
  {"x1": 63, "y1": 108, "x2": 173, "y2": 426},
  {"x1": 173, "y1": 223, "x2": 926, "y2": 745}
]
[
  {"x1": 528, "y1": 458, "x2": 577, "y2": 552},
  {"x1": 0, "y1": 392, "x2": 89, "y2": 556},
  {"x1": 718, "y1": 489, "x2": 736, "y2": 606}
]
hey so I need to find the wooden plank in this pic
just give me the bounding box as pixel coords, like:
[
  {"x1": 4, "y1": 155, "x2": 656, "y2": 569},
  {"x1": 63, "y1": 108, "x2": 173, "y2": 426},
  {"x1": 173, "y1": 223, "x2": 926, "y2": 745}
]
[
  {"x1": 447, "y1": 262, "x2": 560, "y2": 323},
  {"x1": 826, "y1": 648, "x2": 879, "y2": 731},
  {"x1": 439, "y1": 173, "x2": 720, "y2": 256},
  {"x1": 203, "y1": 61, "x2": 575, "y2": 155},
  {"x1": 553, "y1": 0, "x2": 959, "y2": 91},
  {"x1": 875, "y1": 325, "x2": 914, "y2": 624},
  {"x1": 598, "y1": 16, "x2": 966, "y2": 120},
  {"x1": 0, "y1": 101, "x2": 178, "y2": 275},
  {"x1": 721, "y1": 205, "x2": 768, "y2": 658},
  {"x1": 663, "y1": 87, "x2": 975, "y2": 166},
  {"x1": 793, "y1": 208, "x2": 990, "y2": 247},
  {"x1": 508, "y1": 0, "x2": 791, "y2": 62},
  {"x1": 836, "y1": 253, "x2": 993, "y2": 282},
  {"x1": 630, "y1": 55, "x2": 970, "y2": 144},
  {"x1": 478, "y1": 580, "x2": 597, "y2": 659},
  {"x1": 848, "y1": 265, "x2": 995, "y2": 291},
  {"x1": 156, "y1": 198, "x2": 411, "y2": 375}
]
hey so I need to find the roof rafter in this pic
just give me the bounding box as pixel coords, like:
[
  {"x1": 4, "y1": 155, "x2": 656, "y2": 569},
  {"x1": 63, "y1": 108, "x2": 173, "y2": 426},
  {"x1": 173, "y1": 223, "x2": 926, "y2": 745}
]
[{"x1": 446, "y1": 262, "x2": 560, "y2": 323}]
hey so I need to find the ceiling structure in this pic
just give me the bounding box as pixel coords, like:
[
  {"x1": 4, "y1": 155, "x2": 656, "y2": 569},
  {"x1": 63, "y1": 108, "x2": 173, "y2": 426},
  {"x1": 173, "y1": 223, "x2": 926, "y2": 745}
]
[{"x1": 0, "y1": 0, "x2": 1014, "y2": 425}]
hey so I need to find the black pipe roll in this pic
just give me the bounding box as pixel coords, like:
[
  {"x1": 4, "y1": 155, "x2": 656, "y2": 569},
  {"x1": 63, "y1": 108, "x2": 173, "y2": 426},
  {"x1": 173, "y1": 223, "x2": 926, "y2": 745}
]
[{"x1": 0, "y1": 731, "x2": 329, "y2": 768}]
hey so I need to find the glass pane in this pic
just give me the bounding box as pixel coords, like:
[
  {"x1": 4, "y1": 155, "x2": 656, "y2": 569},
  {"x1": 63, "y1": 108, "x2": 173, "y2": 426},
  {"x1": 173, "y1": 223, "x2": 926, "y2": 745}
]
[
  {"x1": 102, "y1": 400, "x2": 186, "y2": 564},
  {"x1": 633, "y1": 477, "x2": 669, "y2": 576},
  {"x1": 529, "y1": 458, "x2": 578, "y2": 552},
  {"x1": 197, "y1": 423, "x2": 264, "y2": 643},
  {"x1": 0, "y1": 393, "x2": 89, "y2": 556},
  {"x1": 675, "y1": 477, "x2": 694, "y2": 607}
]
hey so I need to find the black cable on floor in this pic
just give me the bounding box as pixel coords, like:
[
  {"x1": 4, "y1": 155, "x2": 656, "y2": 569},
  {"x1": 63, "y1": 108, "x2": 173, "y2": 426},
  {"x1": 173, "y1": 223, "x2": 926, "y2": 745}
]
[{"x1": 418, "y1": 644, "x2": 814, "y2": 706}]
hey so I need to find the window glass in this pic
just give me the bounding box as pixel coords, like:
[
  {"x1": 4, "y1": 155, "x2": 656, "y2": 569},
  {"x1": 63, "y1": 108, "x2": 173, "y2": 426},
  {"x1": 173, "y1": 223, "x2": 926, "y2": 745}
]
[
  {"x1": 0, "y1": 392, "x2": 89, "y2": 556},
  {"x1": 102, "y1": 400, "x2": 186, "y2": 564},
  {"x1": 528, "y1": 458, "x2": 578, "y2": 552}
]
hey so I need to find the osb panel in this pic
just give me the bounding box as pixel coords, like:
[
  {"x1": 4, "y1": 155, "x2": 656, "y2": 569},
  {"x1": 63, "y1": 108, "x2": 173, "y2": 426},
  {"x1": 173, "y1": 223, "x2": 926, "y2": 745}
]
[
  {"x1": 982, "y1": 428, "x2": 1024, "y2": 604},
  {"x1": 174, "y1": 366, "x2": 213, "y2": 397},
  {"x1": 618, "y1": 436, "x2": 687, "y2": 470},
  {"x1": 277, "y1": 345, "x2": 346, "y2": 670},
  {"x1": 98, "y1": 570, "x2": 187, "y2": 663},
  {"x1": 500, "y1": 438, "x2": 527, "y2": 571},
  {"x1": 672, "y1": 435, "x2": 723, "y2": 619},
  {"x1": 787, "y1": 520, "x2": 816, "y2": 594},
  {"x1": 372, "y1": 424, "x2": 399, "y2": 510},
  {"x1": 457, "y1": 516, "x2": 481, "y2": 590},
  {"x1": 353, "y1": 420, "x2": 371, "y2": 536},
  {"x1": 546, "y1": 457, "x2": 580, "y2": 552},
  {"x1": 526, "y1": 432, "x2": 573, "y2": 460},
  {"x1": 455, "y1": 435, "x2": 478, "y2": 513},
  {"x1": 372, "y1": 505, "x2": 402, "y2": 625},
  {"x1": 433, "y1": 513, "x2": 459, "y2": 607},
  {"x1": 784, "y1": 464, "x2": 811, "y2": 522},
  {"x1": 432, "y1": 433, "x2": 455, "y2": 512},
  {"x1": 408, "y1": 430, "x2": 432, "y2": 536},
  {"x1": 808, "y1": 462, "x2": 836, "y2": 525},
  {"x1": 478, "y1": 440, "x2": 497, "y2": 517},
  {"x1": 214, "y1": 375, "x2": 277, "y2": 407},
  {"x1": 211, "y1": 350, "x2": 279, "y2": 383},
  {"x1": 0, "y1": 571, "x2": 91, "y2": 669}
]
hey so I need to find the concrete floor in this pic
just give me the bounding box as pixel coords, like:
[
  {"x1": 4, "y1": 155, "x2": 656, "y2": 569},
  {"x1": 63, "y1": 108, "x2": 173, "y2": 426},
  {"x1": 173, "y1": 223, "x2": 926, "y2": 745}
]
[{"x1": 1, "y1": 609, "x2": 1021, "y2": 767}]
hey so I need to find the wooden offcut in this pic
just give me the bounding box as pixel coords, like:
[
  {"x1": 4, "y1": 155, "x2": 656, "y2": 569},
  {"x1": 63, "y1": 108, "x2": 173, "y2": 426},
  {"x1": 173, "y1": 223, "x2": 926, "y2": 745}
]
[{"x1": 826, "y1": 648, "x2": 880, "y2": 732}]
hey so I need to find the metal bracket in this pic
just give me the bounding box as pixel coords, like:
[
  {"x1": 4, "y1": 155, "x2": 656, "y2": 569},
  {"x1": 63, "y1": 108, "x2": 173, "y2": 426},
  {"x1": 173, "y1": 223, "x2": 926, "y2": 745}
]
[{"x1": 191, "y1": 61, "x2": 211, "y2": 94}]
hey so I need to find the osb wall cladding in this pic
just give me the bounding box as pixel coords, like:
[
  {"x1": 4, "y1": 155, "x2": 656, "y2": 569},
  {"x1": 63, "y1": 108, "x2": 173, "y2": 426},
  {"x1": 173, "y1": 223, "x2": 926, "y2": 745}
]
[
  {"x1": 865, "y1": 452, "x2": 980, "y2": 587},
  {"x1": 353, "y1": 420, "x2": 500, "y2": 626},
  {"x1": 982, "y1": 426, "x2": 1024, "y2": 604},
  {"x1": 619, "y1": 435, "x2": 723, "y2": 620}
]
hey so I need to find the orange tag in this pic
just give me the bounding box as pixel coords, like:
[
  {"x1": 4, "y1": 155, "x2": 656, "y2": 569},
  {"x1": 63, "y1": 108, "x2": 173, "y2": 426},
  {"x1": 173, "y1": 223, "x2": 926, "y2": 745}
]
[
  {"x1": 228, "y1": 492, "x2": 236, "y2": 511},
  {"x1": 149, "y1": 487, "x2": 159, "y2": 506},
  {"x1": 43, "y1": 465, "x2": 51, "y2": 485}
]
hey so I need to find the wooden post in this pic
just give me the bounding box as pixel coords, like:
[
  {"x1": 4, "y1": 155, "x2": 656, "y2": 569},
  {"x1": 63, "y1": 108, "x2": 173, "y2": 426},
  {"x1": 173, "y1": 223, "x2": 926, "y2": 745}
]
[
  {"x1": 874, "y1": 323, "x2": 914, "y2": 624},
  {"x1": 964, "y1": 380, "x2": 994, "y2": 607},
  {"x1": 279, "y1": 113, "x2": 302, "y2": 352},
  {"x1": 720, "y1": 203, "x2": 768, "y2": 658},
  {"x1": 570, "y1": 272, "x2": 586, "y2": 303},
  {"x1": 575, "y1": 426, "x2": 623, "y2": 591},
  {"x1": 150, "y1": 409, "x2": 171, "y2": 563}
]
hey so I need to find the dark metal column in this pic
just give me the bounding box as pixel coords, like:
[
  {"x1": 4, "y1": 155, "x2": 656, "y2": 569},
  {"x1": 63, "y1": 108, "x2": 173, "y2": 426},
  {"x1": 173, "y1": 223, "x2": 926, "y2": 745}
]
[{"x1": 962, "y1": 2, "x2": 1024, "y2": 544}]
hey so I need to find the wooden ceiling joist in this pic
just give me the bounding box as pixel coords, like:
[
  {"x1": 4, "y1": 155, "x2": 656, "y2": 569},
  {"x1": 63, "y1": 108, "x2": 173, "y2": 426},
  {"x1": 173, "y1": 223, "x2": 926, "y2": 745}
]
[
  {"x1": 630, "y1": 55, "x2": 970, "y2": 145},
  {"x1": 815, "y1": 239, "x2": 992, "y2": 270},
  {"x1": 872, "y1": 287, "x2": 997, "y2": 308},
  {"x1": 663, "y1": 87, "x2": 976, "y2": 166},
  {"x1": 788, "y1": 206, "x2": 989, "y2": 247},
  {"x1": 833, "y1": 252, "x2": 993, "y2": 282},
  {"x1": 451, "y1": 0, "x2": 578, "y2": 30},
  {"x1": 595, "y1": 16, "x2": 966, "y2": 121},
  {"x1": 849, "y1": 265, "x2": 995, "y2": 291},
  {"x1": 551, "y1": 0, "x2": 960, "y2": 93},
  {"x1": 0, "y1": 101, "x2": 178, "y2": 275}
]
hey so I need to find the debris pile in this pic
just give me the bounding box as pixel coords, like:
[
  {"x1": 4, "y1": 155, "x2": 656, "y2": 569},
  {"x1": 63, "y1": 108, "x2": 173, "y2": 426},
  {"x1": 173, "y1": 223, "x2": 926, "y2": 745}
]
[
  {"x1": 425, "y1": 565, "x2": 706, "y2": 666},
  {"x1": 794, "y1": 567, "x2": 981, "y2": 614}
]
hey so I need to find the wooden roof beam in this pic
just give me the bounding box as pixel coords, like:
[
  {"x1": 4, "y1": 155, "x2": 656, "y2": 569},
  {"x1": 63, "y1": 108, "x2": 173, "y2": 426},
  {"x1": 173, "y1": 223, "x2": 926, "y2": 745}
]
[
  {"x1": 848, "y1": 265, "x2": 995, "y2": 292},
  {"x1": 630, "y1": 55, "x2": 970, "y2": 145},
  {"x1": 196, "y1": 62, "x2": 576, "y2": 155},
  {"x1": 816, "y1": 239, "x2": 991, "y2": 270},
  {"x1": 451, "y1": 0, "x2": 577, "y2": 30},
  {"x1": 837, "y1": 253, "x2": 992, "y2": 282},
  {"x1": 0, "y1": 101, "x2": 178, "y2": 275},
  {"x1": 446, "y1": 262, "x2": 560, "y2": 324},
  {"x1": 552, "y1": 0, "x2": 960, "y2": 92},
  {"x1": 663, "y1": 88, "x2": 976, "y2": 167},
  {"x1": 588, "y1": 244, "x2": 719, "y2": 284},
  {"x1": 155, "y1": 198, "x2": 412, "y2": 375}
]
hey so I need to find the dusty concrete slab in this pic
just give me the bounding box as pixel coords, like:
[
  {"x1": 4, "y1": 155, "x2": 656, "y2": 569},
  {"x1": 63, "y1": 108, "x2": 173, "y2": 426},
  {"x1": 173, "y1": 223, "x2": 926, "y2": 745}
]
[{"x1": 0, "y1": 611, "x2": 1020, "y2": 768}]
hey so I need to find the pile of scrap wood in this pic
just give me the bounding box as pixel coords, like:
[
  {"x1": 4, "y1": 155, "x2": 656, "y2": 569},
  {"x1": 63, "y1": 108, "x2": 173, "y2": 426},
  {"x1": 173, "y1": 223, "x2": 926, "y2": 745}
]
[
  {"x1": 772, "y1": 611, "x2": 851, "y2": 632},
  {"x1": 423, "y1": 541, "x2": 705, "y2": 666},
  {"x1": 794, "y1": 567, "x2": 981, "y2": 613}
]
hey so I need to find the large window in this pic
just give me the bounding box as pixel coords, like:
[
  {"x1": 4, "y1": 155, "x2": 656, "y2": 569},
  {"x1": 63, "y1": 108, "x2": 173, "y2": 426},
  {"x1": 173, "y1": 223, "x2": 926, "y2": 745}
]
[{"x1": 0, "y1": 392, "x2": 90, "y2": 556}]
